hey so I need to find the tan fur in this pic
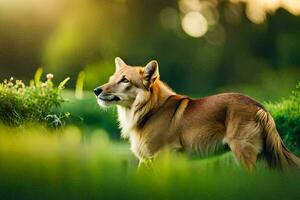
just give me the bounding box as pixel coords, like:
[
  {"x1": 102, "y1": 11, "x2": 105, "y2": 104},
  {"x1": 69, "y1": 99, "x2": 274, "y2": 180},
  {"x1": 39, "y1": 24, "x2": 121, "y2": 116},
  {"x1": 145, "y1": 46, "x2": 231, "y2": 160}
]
[{"x1": 96, "y1": 57, "x2": 300, "y2": 170}]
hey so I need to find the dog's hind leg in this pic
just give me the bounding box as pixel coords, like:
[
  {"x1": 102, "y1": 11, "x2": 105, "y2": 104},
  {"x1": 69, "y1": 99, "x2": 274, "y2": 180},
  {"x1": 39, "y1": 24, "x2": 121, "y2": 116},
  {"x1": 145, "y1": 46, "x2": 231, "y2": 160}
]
[
  {"x1": 225, "y1": 120, "x2": 263, "y2": 170},
  {"x1": 227, "y1": 140, "x2": 259, "y2": 170}
]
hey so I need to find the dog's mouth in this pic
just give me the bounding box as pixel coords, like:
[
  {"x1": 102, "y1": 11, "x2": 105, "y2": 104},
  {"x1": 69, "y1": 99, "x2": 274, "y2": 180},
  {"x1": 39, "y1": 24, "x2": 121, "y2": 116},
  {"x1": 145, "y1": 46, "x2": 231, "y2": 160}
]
[{"x1": 98, "y1": 94, "x2": 121, "y2": 102}]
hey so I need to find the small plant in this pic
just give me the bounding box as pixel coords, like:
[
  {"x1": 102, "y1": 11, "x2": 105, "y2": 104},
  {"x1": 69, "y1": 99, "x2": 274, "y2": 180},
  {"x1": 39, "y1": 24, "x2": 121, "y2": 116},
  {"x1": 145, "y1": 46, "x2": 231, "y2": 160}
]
[{"x1": 0, "y1": 68, "x2": 70, "y2": 127}]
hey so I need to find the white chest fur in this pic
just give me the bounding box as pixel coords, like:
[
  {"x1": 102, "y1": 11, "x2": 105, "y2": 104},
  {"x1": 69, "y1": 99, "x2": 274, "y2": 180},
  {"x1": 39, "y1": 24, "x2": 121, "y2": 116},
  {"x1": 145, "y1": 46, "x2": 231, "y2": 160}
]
[
  {"x1": 117, "y1": 106, "x2": 152, "y2": 159},
  {"x1": 117, "y1": 106, "x2": 133, "y2": 139}
]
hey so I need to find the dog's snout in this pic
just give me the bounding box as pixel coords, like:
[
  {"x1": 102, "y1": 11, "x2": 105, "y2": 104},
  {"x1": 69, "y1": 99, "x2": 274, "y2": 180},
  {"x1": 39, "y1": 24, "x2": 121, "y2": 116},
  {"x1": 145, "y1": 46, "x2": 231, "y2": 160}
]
[{"x1": 94, "y1": 87, "x2": 103, "y2": 96}]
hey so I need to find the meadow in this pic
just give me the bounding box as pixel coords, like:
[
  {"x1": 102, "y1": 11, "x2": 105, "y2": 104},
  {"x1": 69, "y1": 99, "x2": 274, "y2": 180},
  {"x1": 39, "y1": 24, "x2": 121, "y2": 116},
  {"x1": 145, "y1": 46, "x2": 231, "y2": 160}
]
[{"x1": 0, "y1": 71, "x2": 300, "y2": 200}]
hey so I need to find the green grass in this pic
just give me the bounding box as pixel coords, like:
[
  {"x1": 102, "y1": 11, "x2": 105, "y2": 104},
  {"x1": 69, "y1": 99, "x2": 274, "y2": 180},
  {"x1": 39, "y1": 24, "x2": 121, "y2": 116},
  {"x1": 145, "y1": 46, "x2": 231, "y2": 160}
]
[{"x1": 0, "y1": 126, "x2": 300, "y2": 200}]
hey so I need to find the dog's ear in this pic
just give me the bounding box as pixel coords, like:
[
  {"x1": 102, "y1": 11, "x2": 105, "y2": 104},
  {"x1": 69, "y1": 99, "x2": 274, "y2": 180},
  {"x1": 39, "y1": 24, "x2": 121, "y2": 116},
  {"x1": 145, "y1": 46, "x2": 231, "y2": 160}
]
[
  {"x1": 143, "y1": 60, "x2": 159, "y2": 89},
  {"x1": 115, "y1": 57, "x2": 126, "y2": 70}
]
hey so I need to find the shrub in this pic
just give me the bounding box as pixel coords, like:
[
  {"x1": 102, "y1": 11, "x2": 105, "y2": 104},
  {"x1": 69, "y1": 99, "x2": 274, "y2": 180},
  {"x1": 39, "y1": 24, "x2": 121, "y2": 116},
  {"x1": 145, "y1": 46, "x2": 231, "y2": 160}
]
[
  {"x1": 267, "y1": 82, "x2": 300, "y2": 156},
  {"x1": 0, "y1": 68, "x2": 70, "y2": 127}
]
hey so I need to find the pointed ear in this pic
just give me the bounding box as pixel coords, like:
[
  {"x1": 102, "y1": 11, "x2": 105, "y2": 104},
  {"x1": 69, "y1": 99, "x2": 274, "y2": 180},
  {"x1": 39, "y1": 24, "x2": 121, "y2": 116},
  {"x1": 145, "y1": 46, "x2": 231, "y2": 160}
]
[
  {"x1": 143, "y1": 60, "x2": 159, "y2": 89},
  {"x1": 115, "y1": 57, "x2": 126, "y2": 70}
]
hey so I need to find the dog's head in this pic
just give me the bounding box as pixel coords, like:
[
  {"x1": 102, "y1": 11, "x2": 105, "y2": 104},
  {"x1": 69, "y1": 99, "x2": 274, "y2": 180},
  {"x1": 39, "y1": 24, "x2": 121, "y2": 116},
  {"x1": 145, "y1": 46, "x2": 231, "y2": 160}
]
[{"x1": 94, "y1": 57, "x2": 159, "y2": 108}]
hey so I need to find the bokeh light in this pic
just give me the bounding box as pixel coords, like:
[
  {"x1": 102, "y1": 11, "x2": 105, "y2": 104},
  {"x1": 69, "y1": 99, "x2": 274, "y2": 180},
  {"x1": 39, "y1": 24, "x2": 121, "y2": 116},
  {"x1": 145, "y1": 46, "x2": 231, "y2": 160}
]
[{"x1": 181, "y1": 11, "x2": 208, "y2": 38}]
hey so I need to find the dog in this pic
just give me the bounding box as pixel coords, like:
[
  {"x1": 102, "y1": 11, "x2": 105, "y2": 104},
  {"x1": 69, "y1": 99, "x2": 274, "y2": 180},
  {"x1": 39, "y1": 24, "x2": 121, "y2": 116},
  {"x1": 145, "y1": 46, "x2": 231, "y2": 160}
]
[{"x1": 94, "y1": 57, "x2": 300, "y2": 170}]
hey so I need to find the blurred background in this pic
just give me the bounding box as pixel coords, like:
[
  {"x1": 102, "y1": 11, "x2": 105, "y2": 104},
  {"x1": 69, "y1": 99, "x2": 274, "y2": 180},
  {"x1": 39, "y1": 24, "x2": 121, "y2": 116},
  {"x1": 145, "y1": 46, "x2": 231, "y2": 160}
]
[{"x1": 1, "y1": 0, "x2": 300, "y2": 101}]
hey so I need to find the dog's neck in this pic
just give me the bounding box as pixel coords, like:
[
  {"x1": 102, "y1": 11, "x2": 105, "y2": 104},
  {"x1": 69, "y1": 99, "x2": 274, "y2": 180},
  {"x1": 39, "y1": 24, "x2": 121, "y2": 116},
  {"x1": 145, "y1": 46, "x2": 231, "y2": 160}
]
[{"x1": 117, "y1": 79, "x2": 175, "y2": 138}]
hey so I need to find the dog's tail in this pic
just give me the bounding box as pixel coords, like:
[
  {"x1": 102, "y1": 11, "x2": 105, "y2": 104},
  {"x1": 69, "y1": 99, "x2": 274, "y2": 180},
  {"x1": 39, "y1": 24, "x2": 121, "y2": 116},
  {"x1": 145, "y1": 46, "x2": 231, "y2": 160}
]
[{"x1": 256, "y1": 109, "x2": 300, "y2": 170}]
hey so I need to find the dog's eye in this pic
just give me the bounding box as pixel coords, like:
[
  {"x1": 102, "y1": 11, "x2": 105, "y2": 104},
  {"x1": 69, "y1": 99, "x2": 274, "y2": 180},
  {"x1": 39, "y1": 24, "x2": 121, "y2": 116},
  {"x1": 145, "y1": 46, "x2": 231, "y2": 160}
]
[{"x1": 119, "y1": 77, "x2": 129, "y2": 83}]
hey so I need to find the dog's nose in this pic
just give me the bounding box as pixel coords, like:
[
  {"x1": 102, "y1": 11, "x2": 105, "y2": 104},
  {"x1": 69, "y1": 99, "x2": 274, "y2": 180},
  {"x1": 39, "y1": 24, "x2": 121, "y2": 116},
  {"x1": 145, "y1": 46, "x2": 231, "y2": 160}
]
[{"x1": 94, "y1": 87, "x2": 103, "y2": 96}]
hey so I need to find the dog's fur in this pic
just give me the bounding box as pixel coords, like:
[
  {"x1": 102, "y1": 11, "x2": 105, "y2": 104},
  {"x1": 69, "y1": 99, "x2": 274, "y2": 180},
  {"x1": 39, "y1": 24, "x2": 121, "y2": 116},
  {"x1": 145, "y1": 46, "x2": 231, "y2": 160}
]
[{"x1": 95, "y1": 57, "x2": 300, "y2": 170}]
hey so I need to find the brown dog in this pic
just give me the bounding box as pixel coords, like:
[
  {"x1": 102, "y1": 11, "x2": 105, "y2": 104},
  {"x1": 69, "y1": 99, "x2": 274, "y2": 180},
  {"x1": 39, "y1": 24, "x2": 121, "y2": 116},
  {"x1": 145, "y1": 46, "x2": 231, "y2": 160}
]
[{"x1": 94, "y1": 57, "x2": 300, "y2": 170}]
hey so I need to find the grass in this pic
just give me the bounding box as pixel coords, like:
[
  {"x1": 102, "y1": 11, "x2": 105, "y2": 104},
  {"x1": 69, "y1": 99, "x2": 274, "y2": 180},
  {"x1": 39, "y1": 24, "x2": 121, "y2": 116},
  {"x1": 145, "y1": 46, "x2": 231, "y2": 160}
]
[{"x1": 0, "y1": 126, "x2": 300, "y2": 200}]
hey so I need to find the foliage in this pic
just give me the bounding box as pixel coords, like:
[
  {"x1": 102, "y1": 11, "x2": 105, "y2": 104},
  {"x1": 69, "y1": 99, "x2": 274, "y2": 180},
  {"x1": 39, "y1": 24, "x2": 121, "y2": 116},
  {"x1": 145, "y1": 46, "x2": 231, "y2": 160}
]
[
  {"x1": 0, "y1": 126, "x2": 300, "y2": 200},
  {"x1": 267, "y1": 82, "x2": 300, "y2": 156},
  {"x1": 0, "y1": 69, "x2": 70, "y2": 127}
]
